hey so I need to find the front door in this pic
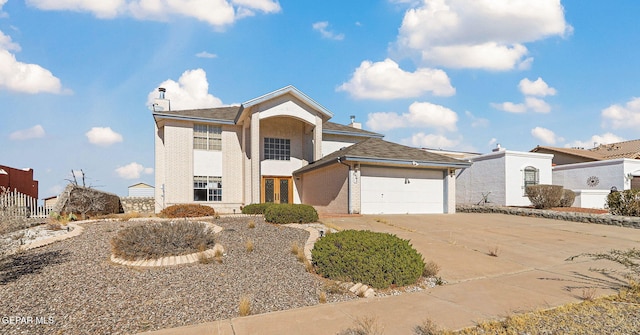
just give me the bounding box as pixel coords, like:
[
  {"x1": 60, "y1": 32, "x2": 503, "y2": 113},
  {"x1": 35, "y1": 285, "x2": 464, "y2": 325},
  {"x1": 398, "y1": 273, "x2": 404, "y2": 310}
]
[{"x1": 261, "y1": 177, "x2": 293, "y2": 204}]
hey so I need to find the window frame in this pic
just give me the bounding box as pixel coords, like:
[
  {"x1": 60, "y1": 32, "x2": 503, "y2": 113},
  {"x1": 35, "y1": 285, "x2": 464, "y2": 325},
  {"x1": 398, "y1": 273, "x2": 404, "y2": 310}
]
[
  {"x1": 194, "y1": 176, "x2": 222, "y2": 202},
  {"x1": 193, "y1": 124, "x2": 222, "y2": 151},
  {"x1": 263, "y1": 137, "x2": 291, "y2": 161},
  {"x1": 523, "y1": 166, "x2": 539, "y2": 195}
]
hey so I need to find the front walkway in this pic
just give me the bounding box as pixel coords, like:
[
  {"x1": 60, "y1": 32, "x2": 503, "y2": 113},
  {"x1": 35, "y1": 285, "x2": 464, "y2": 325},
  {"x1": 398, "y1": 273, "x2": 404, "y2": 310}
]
[{"x1": 141, "y1": 213, "x2": 640, "y2": 334}]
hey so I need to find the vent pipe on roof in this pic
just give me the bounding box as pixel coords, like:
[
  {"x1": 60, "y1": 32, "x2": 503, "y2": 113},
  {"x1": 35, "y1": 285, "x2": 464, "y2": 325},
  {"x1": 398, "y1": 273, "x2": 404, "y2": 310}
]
[
  {"x1": 349, "y1": 115, "x2": 362, "y2": 129},
  {"x1": 492, "y1": 143, "x2": 505, "y2": 152},
  {"x1": 153, "y1": 87, "x2": 171, "y2": 112}
]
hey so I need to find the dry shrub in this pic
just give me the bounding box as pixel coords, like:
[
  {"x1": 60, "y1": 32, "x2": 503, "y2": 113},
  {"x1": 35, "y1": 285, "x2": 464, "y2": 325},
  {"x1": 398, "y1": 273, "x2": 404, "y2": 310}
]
[
  {"x1": 46, "y1": 222, "x2": 63, "y2": 231},
  {"x1": 111, "y1": 221, "x2": 216, "y2": 260},
  {"x1": 413, "y1": 319, "x2": 443, "y2": 335},
  {"x1": 488, "y1": 245, "x2": 500, "y2": 257},
  {"x1": 559, "y1": 189, "x2": 576, "y2": 207},
  {"x1": 318, "y1": 291, "x2": 327, "y2": 303},
  {"x1": 423, "y1": 261, "x2": 440, "y2": 278},
  {"x1": 159, "y1": 204, "x2": 216, "y2": 218},
  {"x1": 337, "y1": 316, "x2": 384, "y2": 335},
  {"x1": 248, "y1": 219, "x2": 256, "y2": 229},
  {"x1": 525, "y1": 184, "x2": 563, "y2": 209},
  {"x1": 581, "y1": 287, "x2": 597, "y2": 301},
  {"x1": 245, "y1": 239, "x2": 254, "y2": 253},
  {"x1": 238, "y1": 295, "x2": 251, "y2": 317}
]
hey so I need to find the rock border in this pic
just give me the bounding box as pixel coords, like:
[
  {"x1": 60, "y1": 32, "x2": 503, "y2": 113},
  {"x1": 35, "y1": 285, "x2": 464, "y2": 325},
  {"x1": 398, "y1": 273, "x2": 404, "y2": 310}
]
[
  {"x1": 109, "y1": 220, "x2": 224, "y2": 267},
  {"x1": 18, "y1": 222, "x2": 84, "y2": 251},
  {"x1": 457, "y1": 204, "x2": 640, "y2": 229}
]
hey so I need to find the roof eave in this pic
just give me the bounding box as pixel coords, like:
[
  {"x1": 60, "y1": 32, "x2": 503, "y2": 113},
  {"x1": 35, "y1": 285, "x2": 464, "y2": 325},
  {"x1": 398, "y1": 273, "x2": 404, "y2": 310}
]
[
  {"x1": 241, "y1": 86, "x2": 334, "y2": 119},
  {"x1": 153, "y1": 112, "x2": 236, "y2": 125},
  {"x1": 323, "y1": 129, "x2": 384, "y2": 138},
  {"x1": 343, "y1": 156, "x2": 472, "y2": 169}
]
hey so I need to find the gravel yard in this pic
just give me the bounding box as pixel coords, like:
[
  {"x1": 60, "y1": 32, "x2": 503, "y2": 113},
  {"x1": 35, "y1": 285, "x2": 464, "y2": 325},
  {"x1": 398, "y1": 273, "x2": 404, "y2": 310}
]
[{"x1": 0, "y1": 217, "x2": 355, "y2": 334}]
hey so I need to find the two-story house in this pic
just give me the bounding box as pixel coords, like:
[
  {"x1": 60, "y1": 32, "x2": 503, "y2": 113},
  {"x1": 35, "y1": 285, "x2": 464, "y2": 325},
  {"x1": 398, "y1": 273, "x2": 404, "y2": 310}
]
[{"x1": 153, "y1": 86, "x2": 470, "y2": 214}]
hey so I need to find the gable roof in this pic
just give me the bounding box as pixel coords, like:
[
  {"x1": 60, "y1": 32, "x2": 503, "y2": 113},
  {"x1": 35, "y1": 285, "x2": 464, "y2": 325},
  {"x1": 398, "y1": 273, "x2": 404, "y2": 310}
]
[
  {"x1": 240, "y1": 85, "x2": 334, "y2": 120},
  {"x1": 153, "y1": 106, "x2": 240, "y2": 124},
  {"x1": 323, "y1": 121, "x2": 383, "y2": 138},
  {"x1": 531, "y1": 146, "x2": 605, "y2": 161},
  {"x1": 294, "y1": 137, "x2": 471, "y2": 175}
]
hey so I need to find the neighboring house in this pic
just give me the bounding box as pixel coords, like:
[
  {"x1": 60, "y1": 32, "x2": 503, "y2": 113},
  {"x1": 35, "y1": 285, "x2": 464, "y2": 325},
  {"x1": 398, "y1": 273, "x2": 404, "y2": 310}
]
[
  {"x1": 44, "y1": 195, "x2": 59, "y2": 209},
  {"x1": 456, "y1": 146, "x2": 553, "y2": 207},
  {"x1": 0, "y1": 165, "x2": 38, "y2": 199},
  {"x1": 532, "y1": 140, "x2": 640, "y2": 208},
  {"x1": 153, "y1": 85, "x2": 470, "y2": 214},
  {"x1": 128, "y1": 183, "x2": 155, "y2": 197},
  {"x1": 551, "y1": 159, "x2": 640, "y2": 208}
]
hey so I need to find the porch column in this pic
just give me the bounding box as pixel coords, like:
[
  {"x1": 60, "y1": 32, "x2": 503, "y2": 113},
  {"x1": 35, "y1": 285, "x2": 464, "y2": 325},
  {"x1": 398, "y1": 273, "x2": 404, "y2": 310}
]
[
  {"x1": 313, "y1": 115, "x2": 323, "y2": 161},
  {"x1": 444, "y1": 168, "x2": 456, "y2": 214},
  {"x1": 251, "y1": 112, "x2": 261, "y2": 203}
]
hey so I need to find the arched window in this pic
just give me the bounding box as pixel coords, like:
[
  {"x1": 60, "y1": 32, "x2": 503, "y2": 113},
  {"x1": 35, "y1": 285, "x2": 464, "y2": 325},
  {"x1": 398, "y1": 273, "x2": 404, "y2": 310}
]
[{"x1": 523, "y1": 166, "x2": 539, "y2": 194}]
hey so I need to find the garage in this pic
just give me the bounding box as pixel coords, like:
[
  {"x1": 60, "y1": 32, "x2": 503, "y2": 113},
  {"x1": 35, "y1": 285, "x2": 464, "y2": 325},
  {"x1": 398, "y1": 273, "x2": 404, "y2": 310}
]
[{"x1": 360, "y1": 166, "x2": 445, "y2": 214}]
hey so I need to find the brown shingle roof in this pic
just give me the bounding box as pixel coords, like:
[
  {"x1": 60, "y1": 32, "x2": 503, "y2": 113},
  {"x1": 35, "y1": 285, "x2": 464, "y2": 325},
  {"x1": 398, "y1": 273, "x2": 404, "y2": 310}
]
[
  {"x1": 294, "y1": 137, "x2": 470, "y2": 175},
  {"x1": 153, "y1": 106, "x2": 241, "y2": 123},
  {"x1": 531, "y1": 146, "x2": 605, "y2": 161},
  {"x1": 590, "y1": 139, "x2": 640, "y2": 159},
  {"x1": 323, "y1": 122, "x2": 383, "y2": 138}
]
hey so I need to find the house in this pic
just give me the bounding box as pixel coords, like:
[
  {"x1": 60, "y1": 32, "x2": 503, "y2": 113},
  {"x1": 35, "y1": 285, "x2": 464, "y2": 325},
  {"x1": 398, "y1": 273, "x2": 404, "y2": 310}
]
[
  {"x1": 532, "y1": 140, "x2": 640, "y2": 208},
  {"x1": 456, "y1": 146, "x2": 553, "y2": 207},
  {"x1": 0, "y1": 165, "x2": 38, "y2": 199},
  {"x1": 152, "y1": 85, "x2": 470, "y2": 214},
  {"x1": 127, "y1": 183, "x2": 155, "y2": 197}
]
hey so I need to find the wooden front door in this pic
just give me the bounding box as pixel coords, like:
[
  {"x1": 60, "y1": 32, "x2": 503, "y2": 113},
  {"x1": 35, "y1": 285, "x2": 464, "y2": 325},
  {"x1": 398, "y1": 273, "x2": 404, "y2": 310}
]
[{"x1": 261, "y1": 177, "x2": 293, "y2": 204}]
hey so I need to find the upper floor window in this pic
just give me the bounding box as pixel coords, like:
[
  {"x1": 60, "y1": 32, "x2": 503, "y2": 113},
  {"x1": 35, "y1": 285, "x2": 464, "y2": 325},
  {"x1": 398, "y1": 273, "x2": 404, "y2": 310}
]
[
  {"x1": 523, "y1": 166, "x2": 539, "y2": 193},
  {"x1": 264, "y1": 138, "x2": 290, "y2": 160},
  {"x1": 194, "y1": 124, "x2": 221, "y2": 151}
]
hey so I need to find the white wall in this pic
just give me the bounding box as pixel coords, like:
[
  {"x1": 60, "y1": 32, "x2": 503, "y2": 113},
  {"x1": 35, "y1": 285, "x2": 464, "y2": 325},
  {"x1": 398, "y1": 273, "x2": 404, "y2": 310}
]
[
  {"x1": 456, "y1": 150, "x2": 553, "y2": 206},
  {"x1": 574, "y1": 190, "x2": 610, "y2": 209},
  {"x1": 553, "y1": 159, "x2": 628, "y2": 191},
  {"x1": 504, "y1": 151, "x2": 553, "y2": 206},
  {"x1": 322, "y1": 134, "x2": 361, "y2": 157}
]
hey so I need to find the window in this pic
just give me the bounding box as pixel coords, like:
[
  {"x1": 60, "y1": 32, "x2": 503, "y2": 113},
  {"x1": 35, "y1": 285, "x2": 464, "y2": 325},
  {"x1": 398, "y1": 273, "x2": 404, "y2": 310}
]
[
  {"x1": 194, "y1": 124, "x2": 221, "y2": 151},
  {"x1": 194, "y1": 176, "x2": 222, "y2": 202},
  {"x1": 264, "y1": 138, "x2": 291, "y2": 160},
  {"x1": 523, "y1": 166, "x2": 539, "y2": 194}
]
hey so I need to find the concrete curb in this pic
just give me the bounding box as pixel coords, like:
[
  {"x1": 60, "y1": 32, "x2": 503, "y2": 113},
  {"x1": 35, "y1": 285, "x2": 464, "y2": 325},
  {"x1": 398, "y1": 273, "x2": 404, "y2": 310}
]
[{"x1": 19, "y1": 222, "x2": 84, "y2": 251}]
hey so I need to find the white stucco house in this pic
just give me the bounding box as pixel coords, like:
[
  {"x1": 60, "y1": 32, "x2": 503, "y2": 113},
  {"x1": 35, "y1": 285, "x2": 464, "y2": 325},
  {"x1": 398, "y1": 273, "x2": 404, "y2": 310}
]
[
  {"x1": 152, "y1": 85, "x2": 471, "y2": 214},
  {"x1": 455, "y1": 146, "x2": 553, "y2": 207}
]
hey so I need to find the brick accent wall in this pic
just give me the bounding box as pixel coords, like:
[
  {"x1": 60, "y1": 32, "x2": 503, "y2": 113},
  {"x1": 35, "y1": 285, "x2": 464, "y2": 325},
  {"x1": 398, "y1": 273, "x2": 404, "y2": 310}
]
[{"x1": 300, "y1": 164, "x2": 349, "y2": 214}]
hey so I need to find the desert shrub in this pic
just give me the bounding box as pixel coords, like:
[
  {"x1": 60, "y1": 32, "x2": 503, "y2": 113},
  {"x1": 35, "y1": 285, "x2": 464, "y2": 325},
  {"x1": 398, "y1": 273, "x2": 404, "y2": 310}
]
[
  {"x1": 606, "y1": 189, "x2": 640, "y2": 216},
  {"x1": 264, "y1": 204, "x2": 318, "y2": 224},
  {"x1": 241, "y1": 203, "x2": 274, "y2": 214},
  {"x1": 525, "y1": 184, "x2": 563, "y2": 209},
  {"x1": 559, "y1": 189, "x2": 576, "y2": 207},
  {"x1": 111, "y1": 221, "x2": 216, "y2": 260},
  {"x1": 312, "y1": 230, "x2": 425, "y2": 289},
  {"x1": 160, "y1": 204, "x2": 216, "y2": 218}
]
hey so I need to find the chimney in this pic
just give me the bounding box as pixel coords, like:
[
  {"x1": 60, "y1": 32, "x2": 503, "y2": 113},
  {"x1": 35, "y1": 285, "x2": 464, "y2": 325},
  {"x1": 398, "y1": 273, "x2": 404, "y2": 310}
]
[
  {"x1": 153, "y1": 87, "x2": 171, "y2": 112},
  {"x1": 349, "y1": 115, "x2": 362, "y2": 129},
  {"x1": 492, "y1": 143, "x2": 505, "y2": 152}
]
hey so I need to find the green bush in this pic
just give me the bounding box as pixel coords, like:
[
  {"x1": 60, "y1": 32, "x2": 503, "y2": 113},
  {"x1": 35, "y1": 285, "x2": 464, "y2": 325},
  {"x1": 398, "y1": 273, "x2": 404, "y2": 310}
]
[
  {"x1": 264, "y1": 204, "x2": 318, "y2": 224},
  {"x1": 312, "y1": 230, "x2": 425, "y2": 289},
  {"x1": 525, "y1": 184, "x2": 563, "y2": 209},
  {"x1": 111, "y1": 221, "x2": 216, "y2": 260},
  {"x1": 559, "y1": 189, "x2": 576, "y2": 207},
  {"x1": 241, "y1": 203, "x2": 274, "y2": 214},
  {"x1": 606, "y1": 189, "x2": 640, "y2": 216},
  {"x1": 160, "y1": 204, "x2": 216, "y2": 218}
]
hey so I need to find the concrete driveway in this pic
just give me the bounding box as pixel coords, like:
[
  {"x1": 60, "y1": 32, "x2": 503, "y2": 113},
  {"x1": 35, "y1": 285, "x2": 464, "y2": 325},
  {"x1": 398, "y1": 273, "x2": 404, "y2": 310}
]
[{"x1": 143, "y1": 213, "x2": 640, "y2": 335}]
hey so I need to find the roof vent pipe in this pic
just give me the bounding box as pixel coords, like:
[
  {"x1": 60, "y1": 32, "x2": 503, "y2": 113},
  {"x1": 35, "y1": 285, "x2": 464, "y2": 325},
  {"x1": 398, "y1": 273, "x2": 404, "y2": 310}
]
[{"x1": 158, "y1": 87, "x2": 166, "y2": 99}]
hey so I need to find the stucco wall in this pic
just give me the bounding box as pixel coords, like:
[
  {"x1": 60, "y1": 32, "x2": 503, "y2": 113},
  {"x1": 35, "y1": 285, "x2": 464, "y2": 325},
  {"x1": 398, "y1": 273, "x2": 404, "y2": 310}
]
[
  {"x1": 321, "y1": 134, "x2": 362, "y2": 157},
  {"x1": 456, "y1": 152, "x2": 506, "y2": 205},
  {"x1": 553, "y1": 159, "x2": 640, "y2": 192},
  {"x1": 300, "y1": 163, "x2": 349, "y2": 214},
  {"x1": 163, "y1": 121, "x2": 194, "y2": 207},
  {"x1": 504, "y1": 152, "x2": 553, "y2": 206}
]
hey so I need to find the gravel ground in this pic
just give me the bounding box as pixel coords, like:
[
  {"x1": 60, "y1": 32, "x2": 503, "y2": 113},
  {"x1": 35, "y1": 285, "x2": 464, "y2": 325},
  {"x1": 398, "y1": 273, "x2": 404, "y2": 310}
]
[{"x1": 0, "y1": 217, "x2": 356, "y2": 335}]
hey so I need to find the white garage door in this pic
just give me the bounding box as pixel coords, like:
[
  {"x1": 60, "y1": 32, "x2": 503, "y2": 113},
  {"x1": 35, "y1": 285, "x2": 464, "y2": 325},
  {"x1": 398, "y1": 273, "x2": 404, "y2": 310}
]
[{"x1": 360, "y1": 166, "x2": 445, "y2": 214}]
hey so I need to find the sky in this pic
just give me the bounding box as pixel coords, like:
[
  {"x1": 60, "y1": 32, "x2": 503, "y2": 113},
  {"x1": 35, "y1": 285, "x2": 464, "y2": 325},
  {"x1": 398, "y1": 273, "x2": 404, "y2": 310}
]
[{"x1": 1, "y1": 0, "x2": 640, "y2": 198}]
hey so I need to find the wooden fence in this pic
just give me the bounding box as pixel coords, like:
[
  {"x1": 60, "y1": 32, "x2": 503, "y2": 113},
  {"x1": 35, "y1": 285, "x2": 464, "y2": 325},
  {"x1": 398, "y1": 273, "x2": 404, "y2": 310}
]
[{"x1": 0, "y1": 189, "x2": 52, "y2": 219}]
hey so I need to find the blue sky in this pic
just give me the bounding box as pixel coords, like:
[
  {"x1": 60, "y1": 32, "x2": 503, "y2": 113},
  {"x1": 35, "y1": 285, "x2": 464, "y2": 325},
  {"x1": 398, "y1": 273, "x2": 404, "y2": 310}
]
[{"x1": 1, "y1": 0, "x2": 640, "y2": 197}]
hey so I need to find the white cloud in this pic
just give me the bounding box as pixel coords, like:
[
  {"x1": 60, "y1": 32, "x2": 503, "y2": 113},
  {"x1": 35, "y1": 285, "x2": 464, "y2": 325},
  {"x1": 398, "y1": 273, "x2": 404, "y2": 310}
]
[
  {"x1": 492, "y1": 77, "x2": 555, "y2": 113},
  {"x1": 147, "y1": 68, "x2": 224, "y2": 110},
  {"x1": 115, "y1": 162, "x2": 153, "y2": 179},
  {"x1": 490, "y1": 101, "x2": 526, "y2": 113},
  {"x1": 85, "y1": 127, "x2": 123, "y2": 147},
  {"x1": 312, "y1": 21, "x2": 344, "y2": 41},
  {"x1": 0, "y1": 31, "x2": 68, "y2": 94},
  {"x1": 566, "y1": 133, "x2": 625, "y2": 149},
  {"x1": 195, "y1": 51, "x2": 217, "y2": 59},
  {"x1": 519, "y1": 77, "x2": 557, "y2": 96},
  {"x1": 338, "y1": 58, "x2": 455, "y2": 99},
  {"x1": 9, "y1": 124, "x2": 45, "y2": 140},
  {"x1": 465, "y1": 111, "x2": 489, "y2": 128},
  {"x1": 395, "y1": 0, "x2": 571, "y2": 70},
  {"x1": 408, "y1": 132, "x2": 460, "y2": 149},
  {"x1": 26, "y1": 0, "x2": 280, "y2": 28},
  {"x1": 531, "y1": 126, "x2": 562, "y2": 145},
  {"x1": 601, "y1": 97, "x2": 640, "y2": 129},
  {"x1": 366, "y1": 101, "x2": 458, "y2": 132}
]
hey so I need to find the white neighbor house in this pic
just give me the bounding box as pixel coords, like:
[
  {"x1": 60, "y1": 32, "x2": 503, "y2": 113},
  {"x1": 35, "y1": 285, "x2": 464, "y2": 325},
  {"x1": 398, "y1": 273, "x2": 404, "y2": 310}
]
[
  {"x1": 552, "y1": 159, "x2": 640, "y2": 208},
  {"x1": 153, "y1": 86, "x2": 471, "y2": 214},
  {"x1": 456, "y1": 146, "x2": 553, "y2": 207}
]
